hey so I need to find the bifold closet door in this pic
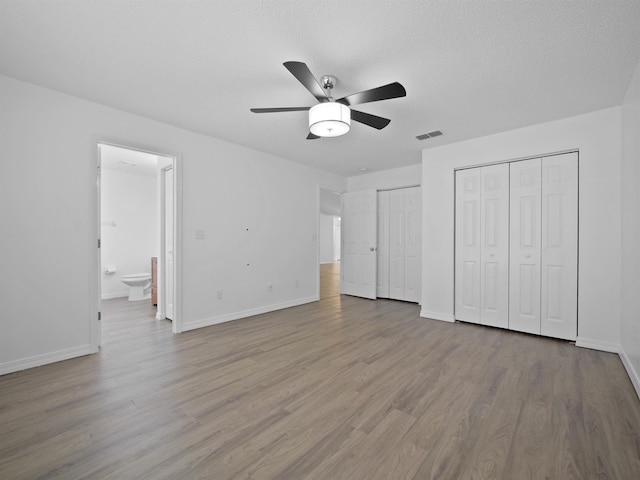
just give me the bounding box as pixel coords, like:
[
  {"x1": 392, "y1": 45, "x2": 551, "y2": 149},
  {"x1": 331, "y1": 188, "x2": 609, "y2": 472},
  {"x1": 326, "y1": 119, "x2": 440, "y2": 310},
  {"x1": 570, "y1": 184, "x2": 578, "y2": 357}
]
[
  {"x1": 509, "y1": 158, "x2": 542, "y2": 335},
  {"x1": 377, "y1": 187, "x2": 422, "y2": 302},
  {"x1": 389, "y1": 189, "x2": 405, "y2": 300},
  {"x1": 541, "y1": 152, "x2": 578, "y2": 340},
  {"x1": 376, "y1": 191, "x2": 390, "y2": 298},
  {"x1": 455, "y1": 168, "x2": 481, "y2": 323},
  {"x1": 455, "y1": 165, "x2": 509, "y2": 326},
  {"x1": 403, "y1": 187, "x2": 421, "y2": 303},
  {"x1": 479, "y1": 164, "x2": 509, "y2": 328}
]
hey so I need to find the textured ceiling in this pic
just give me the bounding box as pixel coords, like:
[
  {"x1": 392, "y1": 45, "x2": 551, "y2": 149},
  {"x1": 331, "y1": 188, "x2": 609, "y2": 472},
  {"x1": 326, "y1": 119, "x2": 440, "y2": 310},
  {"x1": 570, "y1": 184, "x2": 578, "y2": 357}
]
[{"x1": 1, "y1": 0, "x2": 639, "y2": 177}]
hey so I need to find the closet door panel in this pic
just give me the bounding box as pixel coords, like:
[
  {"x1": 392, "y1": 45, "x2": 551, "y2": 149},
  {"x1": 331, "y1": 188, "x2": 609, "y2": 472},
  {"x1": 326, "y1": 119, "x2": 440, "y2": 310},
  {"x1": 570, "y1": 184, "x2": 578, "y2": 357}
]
[
  {"x1": 455, "y1": 168, "x2": 481, "y2": 323},
  {"x1": 404, "y1": 187, "x2": 421, "y2": 303},
  {"x1": 509, "y1": 159, "x2": 542, "y2": 334},
  {"x1": 480, "y1": 164, "x2": 509, "y2": 328},
  {"x1": 389, "y1": 189, "x2": 405, "y2": 300},
  {"x1": 541, "y1": 153, "x2": 578, "y2": 340},
  {"x1": 376, "y1": 191, "x2": 390, "y2": 298}
]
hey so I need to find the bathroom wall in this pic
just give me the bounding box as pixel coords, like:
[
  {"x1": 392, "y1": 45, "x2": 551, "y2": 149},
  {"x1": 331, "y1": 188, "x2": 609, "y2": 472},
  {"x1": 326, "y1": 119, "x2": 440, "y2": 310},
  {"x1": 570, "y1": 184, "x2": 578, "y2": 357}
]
[{"x1": 101, "y1": 159, "x2": 159, "y2": 299}]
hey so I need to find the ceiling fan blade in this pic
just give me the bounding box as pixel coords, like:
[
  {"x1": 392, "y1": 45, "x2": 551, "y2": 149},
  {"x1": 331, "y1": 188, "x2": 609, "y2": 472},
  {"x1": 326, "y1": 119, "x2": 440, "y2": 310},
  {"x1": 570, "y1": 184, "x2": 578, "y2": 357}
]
[
  {"x1": 337, "y1": 82, "x2": 406, "y2": 107},
  {"x1": 307, "y1": 132, "x2": 320, "y2": 140},
  {"x1": 250, "y1": 107, "x2": 310, "y2": 113},
  {"x1": 350, "y1": 110, "x2": 391, "y2": 130},
  {"x1": 283, "y1": 61, "x2": 328, "y2": 103}
]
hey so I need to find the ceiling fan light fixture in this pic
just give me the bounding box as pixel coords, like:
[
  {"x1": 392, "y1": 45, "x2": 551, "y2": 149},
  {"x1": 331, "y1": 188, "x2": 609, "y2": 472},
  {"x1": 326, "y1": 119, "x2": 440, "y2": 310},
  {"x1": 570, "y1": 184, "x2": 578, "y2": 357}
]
[{"x1": 309, "y1": 102, "x2": 351, "y2": 137}]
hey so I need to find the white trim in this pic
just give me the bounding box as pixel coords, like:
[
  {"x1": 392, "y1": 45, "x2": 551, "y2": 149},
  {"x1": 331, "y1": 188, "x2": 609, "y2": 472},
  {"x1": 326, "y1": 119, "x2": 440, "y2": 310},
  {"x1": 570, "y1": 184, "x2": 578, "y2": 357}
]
[
  {"x1": 181, "y1": 296, "x2": 319, "y2": 332},
  {"x1": 575, "y1": 337, "x2": 620, "y2": 353},
  {"x1": 101, "y1": 292, "x2": 128, "y2": 300},
  {"x1": 0, "y1": 345, "x2": 93, "y2": 376},
  {"x1": 420, "y1": 309, "x2": 455, "y2": 323},
  {"x1": 619, "y1": 349, "x2": 640, "y2": 401}
]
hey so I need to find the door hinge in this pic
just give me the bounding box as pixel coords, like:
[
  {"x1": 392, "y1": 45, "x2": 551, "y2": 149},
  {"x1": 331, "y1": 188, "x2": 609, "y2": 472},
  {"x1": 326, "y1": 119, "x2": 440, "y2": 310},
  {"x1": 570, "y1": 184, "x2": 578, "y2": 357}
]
[
  {"x1": 98, "y1": 238, "x2": 101, "y2": 248},
  {"x1": 98, "y1": 311, "x2": 102, "y2": 321}
]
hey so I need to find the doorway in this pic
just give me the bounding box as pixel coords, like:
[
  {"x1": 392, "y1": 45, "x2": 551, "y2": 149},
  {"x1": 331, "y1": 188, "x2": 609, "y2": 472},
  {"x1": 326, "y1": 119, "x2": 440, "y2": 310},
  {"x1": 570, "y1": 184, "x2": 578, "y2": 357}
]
[
  {"x1": 96, "y1": 142, "x2": 179, "y2": 348},
  {"x1": 319, "y1": 188, "x2": 342, "y2": 299}
]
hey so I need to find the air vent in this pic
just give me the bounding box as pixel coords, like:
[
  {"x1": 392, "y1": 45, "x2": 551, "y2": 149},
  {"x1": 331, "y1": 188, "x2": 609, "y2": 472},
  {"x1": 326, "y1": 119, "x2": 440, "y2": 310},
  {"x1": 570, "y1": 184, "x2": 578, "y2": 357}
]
[{"x1": 416, "y1": 130, "x2": 443, "y2": 140}]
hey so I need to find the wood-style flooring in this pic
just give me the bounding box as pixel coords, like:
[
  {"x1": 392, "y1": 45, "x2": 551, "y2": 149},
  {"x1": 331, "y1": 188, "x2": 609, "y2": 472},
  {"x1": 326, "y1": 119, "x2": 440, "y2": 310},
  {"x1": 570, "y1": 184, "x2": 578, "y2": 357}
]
[{"x1": 1, "y1": 267, "x2": 640, "y2": 479}]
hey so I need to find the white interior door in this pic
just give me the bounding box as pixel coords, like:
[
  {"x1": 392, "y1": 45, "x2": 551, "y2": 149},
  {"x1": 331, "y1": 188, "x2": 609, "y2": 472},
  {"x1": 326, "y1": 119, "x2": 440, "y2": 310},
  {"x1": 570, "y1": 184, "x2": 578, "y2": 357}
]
[
  {"x1": 541, "y1": 152, "x2": 578, "y2": 340},
  {"x1": 376, "y1": 191, "x2": 390, "y2": 298},
  {"x1": 509, "y1": 158, "x2": 542, "y2": 334},
  {"x1": 455, "y1": 168, "x2": 481, "y2": 323},
  {"x1": 480, "y1": 165, "x2": 509, "y2": 328},
  {"x1": 164, "y1": 166, "x2": 175, "y2": 320},
  {"x1": 403, "y1": 187, "x2": 421, "y2": 303},
  {"x1": 389, "y1": 189, "x2": 405, "y2": 300},
  {"x1": 341, "y1": 189, "x2": 377, "y2": 299}
]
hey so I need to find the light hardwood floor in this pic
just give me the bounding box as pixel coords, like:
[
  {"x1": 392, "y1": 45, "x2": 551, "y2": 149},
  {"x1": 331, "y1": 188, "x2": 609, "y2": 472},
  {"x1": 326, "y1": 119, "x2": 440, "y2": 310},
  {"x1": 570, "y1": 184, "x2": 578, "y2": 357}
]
[{"x1": 1, "y1": 275, "x2": 640, "y2": 479}]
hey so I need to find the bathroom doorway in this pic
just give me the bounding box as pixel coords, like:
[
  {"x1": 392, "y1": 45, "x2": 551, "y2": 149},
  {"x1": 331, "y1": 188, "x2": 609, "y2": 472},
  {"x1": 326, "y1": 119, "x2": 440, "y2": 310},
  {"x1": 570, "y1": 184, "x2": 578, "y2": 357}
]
[{"x1": 96, "y1": 142, "x2": 180, "y2": 349}]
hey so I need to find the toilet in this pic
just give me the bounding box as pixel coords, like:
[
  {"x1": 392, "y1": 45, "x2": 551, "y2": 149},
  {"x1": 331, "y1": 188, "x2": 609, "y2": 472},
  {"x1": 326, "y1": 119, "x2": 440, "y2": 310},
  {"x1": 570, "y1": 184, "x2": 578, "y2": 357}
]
[{"x1": 121, "y1": 273, "x2": 152, "y2": 301}]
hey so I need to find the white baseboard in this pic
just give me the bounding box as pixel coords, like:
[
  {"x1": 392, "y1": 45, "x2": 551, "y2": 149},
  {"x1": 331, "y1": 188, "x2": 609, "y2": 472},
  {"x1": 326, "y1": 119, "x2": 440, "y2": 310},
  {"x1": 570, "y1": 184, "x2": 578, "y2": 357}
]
[
  {"x1": 182, "y1": 295, "x2": 320, "y2": 332},
  {"x1": 101, "y1": 292, "x2": 128, "y2": 300},
  {"x1": 0, "y1": 344, "x2": 93, "y2": 376},
  {"x1": 575, "y1": 337, "x2": 621, "y2": 353},
  {"x1": 619, "y1": 349, "x2": 640, "y2": 401},
  {"x1": 420, "y1": 309, "x2": 455, "y2": 323}
]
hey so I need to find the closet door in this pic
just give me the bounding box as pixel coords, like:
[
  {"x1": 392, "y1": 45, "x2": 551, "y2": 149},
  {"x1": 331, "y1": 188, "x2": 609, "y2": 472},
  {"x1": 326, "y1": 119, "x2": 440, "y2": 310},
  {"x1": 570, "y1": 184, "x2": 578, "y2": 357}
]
[
  {"x1": 541, "y1": 152, "x2": 578, "y2": 340},
  {"x1": 480, "y1": 164, "x2": 509, "y2": 328},
  {"x1": 404, "y1": 187, "x2": 421, "y2": 303},
  {"x1": 376, "y1": 191, "x2": 390, "y2": 298},
  {"x1": 509, "y1": 158, "x2": 542, "y2": 334},
  {"x1": 455, "y1": 168, "x2": 481, "y2": 323},
  {"x1": 389, "y1": 189, "x2": 405, "y2": 300}
]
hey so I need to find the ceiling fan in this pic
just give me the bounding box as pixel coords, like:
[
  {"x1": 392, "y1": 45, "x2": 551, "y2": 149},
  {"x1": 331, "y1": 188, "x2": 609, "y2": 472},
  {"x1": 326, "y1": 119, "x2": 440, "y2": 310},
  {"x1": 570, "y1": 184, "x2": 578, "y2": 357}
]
[{"x1": 250, "y1": 61, "x2": 406, "y2": 139}]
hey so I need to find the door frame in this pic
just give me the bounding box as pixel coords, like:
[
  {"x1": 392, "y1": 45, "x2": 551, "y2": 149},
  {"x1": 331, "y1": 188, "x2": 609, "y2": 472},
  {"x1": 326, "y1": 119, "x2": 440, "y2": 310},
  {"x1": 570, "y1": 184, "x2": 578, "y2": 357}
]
[
  {"x1": 92, "y1": 140, "x2": 183, "y2": 353},
  {"x1": 158, "y1": 164, "x2": 175, "y2": 324}
]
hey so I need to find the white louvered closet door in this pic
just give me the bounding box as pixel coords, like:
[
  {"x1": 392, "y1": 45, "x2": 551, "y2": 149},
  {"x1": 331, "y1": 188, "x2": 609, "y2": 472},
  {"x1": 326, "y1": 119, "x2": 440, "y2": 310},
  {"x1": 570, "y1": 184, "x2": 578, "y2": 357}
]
[
  {"x1": 509, "y1": 158, "x2": 543, "y2": 335},
  {"x1": 541, "y1": 152, "x2": 578, "y2": 340},
  {"x1": 480, "y1": 164, "x2": 510, "y2": 328},
  {"x1": 455, "y1": 168, "x2": 482, "y2": 324}
]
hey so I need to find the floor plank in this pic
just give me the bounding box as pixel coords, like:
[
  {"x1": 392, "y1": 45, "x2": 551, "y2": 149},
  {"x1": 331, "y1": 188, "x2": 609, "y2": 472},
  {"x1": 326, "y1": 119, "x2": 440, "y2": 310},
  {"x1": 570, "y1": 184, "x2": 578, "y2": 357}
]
[{"x1": 1, "y1": 281, "x2": 640, "y2": 479}]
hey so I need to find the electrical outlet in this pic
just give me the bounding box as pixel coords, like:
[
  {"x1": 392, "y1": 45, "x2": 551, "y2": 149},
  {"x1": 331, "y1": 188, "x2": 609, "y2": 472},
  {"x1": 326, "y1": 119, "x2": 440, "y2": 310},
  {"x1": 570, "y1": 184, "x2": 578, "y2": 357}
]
[
  {"x1": 195, "y1": 229, "x2": 206, "y2": 240},
  {"x1": 295, "y1": 280, "x2": 299, "y2": 288},
  {"x1": 268, "y1": 284, "x2": 273, "y2": 292},
  {"x1": 217, "y1": 289, "x2": 223, "y2": 300}
]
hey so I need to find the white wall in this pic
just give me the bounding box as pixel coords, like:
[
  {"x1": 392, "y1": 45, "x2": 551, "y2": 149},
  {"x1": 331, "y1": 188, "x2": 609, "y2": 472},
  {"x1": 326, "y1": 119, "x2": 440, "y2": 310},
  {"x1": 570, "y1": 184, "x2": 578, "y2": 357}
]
[
  {"x1": 621, "y1": 55, "x2": 640, "y2": 397},
  {"x1": 348, "y1": 164, "x2": 421, "y2": 192},
  {"x1": 421, "y1": 107, "x2": 622, "y2": 352},
  {"x1": 101, "y1": 167, "x2": 158, "y2": 299},
  {"x1": 0, "y1": 74, "x2": 345, "y2": 374}
]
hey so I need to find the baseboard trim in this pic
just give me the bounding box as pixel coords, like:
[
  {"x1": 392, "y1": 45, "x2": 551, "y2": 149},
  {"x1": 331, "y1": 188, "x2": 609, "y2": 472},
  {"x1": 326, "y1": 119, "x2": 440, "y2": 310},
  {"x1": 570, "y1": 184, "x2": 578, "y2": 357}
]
[
  {"x1": 575, "y1": 337, "x2": 620, "y2": 353},
  {"x1": 420, "y1": 309, "x2": 455, "y2": 323},
  {"x1": 619, "y1": 349, "x2": 640, "y2": 401},
  {"x1": 182, "y1": 296, "x2": 320, "y2": 332},
  {"x1": 101, "y1": 292, "x2": 128, "y2": 300},
  {"x1": 0, "y1": 344, "x2": 93, "y2": 376}
]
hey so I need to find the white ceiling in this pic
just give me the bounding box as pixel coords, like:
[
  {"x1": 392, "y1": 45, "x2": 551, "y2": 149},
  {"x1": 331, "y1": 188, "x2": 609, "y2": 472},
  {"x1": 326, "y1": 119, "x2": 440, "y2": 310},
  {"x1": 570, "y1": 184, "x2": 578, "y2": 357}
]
[{"x1": 1, "y1": 1, "x2": 639, "y2": 177}]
